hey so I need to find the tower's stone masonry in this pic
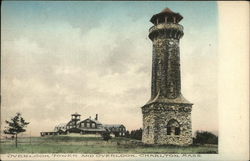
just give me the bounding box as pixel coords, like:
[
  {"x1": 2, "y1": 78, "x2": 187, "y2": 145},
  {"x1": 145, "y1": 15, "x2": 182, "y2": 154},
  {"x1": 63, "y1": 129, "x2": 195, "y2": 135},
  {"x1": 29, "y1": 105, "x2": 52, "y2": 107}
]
[
  {"x1": 141, "y1": 8, "x2": 193, "y2": 145},
  {"x1": 142, "y1": 103, "x2": 192, "y2": 145}
]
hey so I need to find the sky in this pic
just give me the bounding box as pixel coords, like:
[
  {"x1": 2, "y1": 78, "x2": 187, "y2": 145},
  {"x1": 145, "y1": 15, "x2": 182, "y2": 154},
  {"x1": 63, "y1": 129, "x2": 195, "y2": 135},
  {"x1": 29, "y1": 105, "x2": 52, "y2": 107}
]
[{"x1": 1, "y1": 1, "x2": 218, "y2": 136}]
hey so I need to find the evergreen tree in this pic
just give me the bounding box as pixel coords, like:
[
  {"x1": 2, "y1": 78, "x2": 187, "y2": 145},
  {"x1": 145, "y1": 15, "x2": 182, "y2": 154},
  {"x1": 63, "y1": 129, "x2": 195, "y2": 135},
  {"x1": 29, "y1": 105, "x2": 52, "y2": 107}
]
[
  {"x1": 4, "y1": 113, "x2": 29, "y2": 147},
  {"x1": 130, "y1": 128, "x2": 142, "y2": 140}
]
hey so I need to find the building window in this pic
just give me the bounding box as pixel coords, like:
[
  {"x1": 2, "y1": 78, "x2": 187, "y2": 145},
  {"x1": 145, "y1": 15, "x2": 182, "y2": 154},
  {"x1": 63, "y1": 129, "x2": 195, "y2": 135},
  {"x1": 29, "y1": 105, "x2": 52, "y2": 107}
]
[
  {"x1": 166, "y1": 119, "x2": 180, "y2": 136},
  {"x1": 86, "y1": 123, "x2": 90, "y2": 128},
  {"x1": 92, "y1": 123, "x2": 95, "y2": 128},
  {"x1": 147, "y1": 126, "x2": 150, "y2": 135}
]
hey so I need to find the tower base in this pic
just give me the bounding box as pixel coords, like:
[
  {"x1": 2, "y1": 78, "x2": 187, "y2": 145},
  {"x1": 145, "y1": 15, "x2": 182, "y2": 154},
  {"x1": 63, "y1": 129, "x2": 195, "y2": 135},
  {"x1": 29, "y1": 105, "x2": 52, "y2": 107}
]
[{"x1": 141, "y1": 102, "x2": 192, "y2": 145}]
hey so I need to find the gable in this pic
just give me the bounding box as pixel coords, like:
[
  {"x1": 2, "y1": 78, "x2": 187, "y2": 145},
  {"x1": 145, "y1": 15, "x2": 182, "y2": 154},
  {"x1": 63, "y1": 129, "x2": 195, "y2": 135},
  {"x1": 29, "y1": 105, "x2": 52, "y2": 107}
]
[
  {"x1": 78, "y1": 118, "x2": 101, "y2": 124},
  {"x1": 66, "y1": 120, "x2": 76, "y2": 126},
  {"x1": 79, "y1": 118, "x2": 95, "y2": 124}
]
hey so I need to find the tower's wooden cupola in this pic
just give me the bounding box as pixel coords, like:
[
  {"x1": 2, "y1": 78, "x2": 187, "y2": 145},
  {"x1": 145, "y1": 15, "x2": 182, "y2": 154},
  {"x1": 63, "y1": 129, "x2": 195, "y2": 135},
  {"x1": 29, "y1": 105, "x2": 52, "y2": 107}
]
[
  {"x1": 71, "y1": 112, "x2": 81, "y2": 122},
  {"x1": 150, "y1": 8, "x2": 183, "y2": 25}
]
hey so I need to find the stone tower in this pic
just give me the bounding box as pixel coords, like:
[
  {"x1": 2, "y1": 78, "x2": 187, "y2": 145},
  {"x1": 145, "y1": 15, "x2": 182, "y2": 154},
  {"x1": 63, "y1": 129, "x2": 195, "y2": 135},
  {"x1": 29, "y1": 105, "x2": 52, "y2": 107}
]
[{"x1": 141, "y1": 8, "x2": 193, "y2": 145}]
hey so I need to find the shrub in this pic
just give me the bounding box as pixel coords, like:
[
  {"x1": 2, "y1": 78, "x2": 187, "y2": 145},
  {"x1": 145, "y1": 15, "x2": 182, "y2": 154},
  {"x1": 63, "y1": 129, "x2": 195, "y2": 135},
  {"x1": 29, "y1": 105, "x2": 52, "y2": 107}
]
[
  {"x1": 101, "y1": 131, "x2": 111, "y2": 141},
  {"x1": 193, "y1": 131, "x2": 218, "y2": 145},
  {"x1": 124, "y1": 130, "x2": 130, "y2": 138}
]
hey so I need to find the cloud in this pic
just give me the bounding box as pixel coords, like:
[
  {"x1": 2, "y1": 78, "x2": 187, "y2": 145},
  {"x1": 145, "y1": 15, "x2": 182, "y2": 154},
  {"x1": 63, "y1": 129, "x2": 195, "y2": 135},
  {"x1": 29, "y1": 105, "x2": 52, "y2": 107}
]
[
  {"x1": 101, "y1": 37, "x2": 136, "y2": 74},
  {"x1": 1, "y1": 8, "x2": 218, "y2": 136}
]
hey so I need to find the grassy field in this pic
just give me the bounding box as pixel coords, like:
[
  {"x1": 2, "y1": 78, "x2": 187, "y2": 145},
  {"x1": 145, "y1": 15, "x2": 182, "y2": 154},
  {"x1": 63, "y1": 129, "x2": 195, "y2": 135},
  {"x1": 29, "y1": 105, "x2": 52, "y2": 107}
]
[{"x1": 0, "y1": 136, "x2": 218, "y2": 154}]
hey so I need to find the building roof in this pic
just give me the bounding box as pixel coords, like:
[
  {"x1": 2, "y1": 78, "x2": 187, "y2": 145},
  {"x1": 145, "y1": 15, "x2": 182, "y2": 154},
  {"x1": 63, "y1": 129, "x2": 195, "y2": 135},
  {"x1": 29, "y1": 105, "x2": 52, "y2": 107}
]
[
  {"x1": 55, "y1": 123, "x2": 67, "y2": 128},
  {"x1": 41, "y1": 131, "x2": 57, "y2": 133},
  {"x1": 66, "y1": 120, "x2": 75, "y2": 125},
  {"x1": 146, "y1": 92, "x2": 193, "y2": 105},
  {"x1": 54, "y1": 123, "x2": 67, "y2": 132},
  {"x1": 57, "y1": 129, "x2": 67, "y2": 132},
  {"x1": 78, "y1": 128, "x2": 106, "y2": 132},
  {"x1": 103, "y1": 124, "x2": 124, "y2": 128},
  {"x1": 150, "y1": 8, "x2": 183, "y2": 24},
  {"x1": 160, "y1": 8, "x2": 175, "y2": 14},
  {"x1": 90, "y1": 118, "x2": 102, "y2": 124},
  {"x1": 79, "y1": 118, "x2": 102, "y2": 125}
]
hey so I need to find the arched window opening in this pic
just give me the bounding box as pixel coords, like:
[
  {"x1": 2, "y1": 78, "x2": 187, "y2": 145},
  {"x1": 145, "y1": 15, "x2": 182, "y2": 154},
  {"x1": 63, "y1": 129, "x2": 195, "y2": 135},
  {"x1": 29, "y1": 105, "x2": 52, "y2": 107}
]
[{"x1": 166, "y1": 119, "x2": 180, "y2": 136}]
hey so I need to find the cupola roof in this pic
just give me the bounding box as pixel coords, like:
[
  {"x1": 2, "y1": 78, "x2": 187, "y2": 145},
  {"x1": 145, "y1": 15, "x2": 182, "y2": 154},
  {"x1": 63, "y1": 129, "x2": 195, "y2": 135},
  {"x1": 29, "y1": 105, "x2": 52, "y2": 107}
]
[
  {"x1": 150, "y1": 8, "x2": 183, "y2": 24},
  {"x1": 71, "y1": 112, "x2": 81, "y2": 116}
]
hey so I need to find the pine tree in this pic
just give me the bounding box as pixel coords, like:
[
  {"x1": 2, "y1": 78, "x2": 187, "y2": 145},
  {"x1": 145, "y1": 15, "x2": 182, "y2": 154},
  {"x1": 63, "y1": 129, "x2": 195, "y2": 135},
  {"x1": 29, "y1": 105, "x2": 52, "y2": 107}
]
[{"x1": 4, "y1": 113, "x2": 29, "y2": 147}]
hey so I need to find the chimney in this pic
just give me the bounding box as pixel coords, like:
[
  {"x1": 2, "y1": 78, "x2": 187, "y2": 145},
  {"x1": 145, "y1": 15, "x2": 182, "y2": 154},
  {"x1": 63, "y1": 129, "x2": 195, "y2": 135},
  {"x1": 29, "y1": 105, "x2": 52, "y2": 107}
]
[{"x1": 95, "y1": 114, "x2": 98, "y2": 120}]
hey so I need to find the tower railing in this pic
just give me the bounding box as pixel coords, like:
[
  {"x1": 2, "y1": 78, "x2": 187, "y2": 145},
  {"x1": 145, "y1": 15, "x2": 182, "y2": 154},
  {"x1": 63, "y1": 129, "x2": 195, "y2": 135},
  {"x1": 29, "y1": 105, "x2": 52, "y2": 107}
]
[{"x1": 149, "y1": 23, "x2": 183, "y2": 33}]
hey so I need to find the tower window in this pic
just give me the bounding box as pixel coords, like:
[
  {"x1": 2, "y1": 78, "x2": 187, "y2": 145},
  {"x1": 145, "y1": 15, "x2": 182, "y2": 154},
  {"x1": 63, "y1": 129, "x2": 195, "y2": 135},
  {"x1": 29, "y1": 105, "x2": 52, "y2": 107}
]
[
  {"x1": 175, "y1": 127, "x2": 180, "y2": 135},
  {"x1": 166, "y1": 119, "x2": 180, "y2": 136},
  {"x1": 169, "y1": 82, "x2": 174, "y2": 92},
  {"x1": 147, "y1": 126, "x2": 150, "y2": 135},
  {"x1": 158, "y1": 17, "x2": 165, "y2": 24},
  {"x1": 167, "y1": 127, "x2": 171, "y2": 135}
]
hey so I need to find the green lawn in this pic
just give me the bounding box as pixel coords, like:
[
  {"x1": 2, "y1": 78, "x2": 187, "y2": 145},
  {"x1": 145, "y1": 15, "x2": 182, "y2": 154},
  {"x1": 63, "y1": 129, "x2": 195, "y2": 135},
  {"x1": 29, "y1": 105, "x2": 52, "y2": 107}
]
[{"x1": 0, "y1": 136, "x2": 218, "y2": 154}]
